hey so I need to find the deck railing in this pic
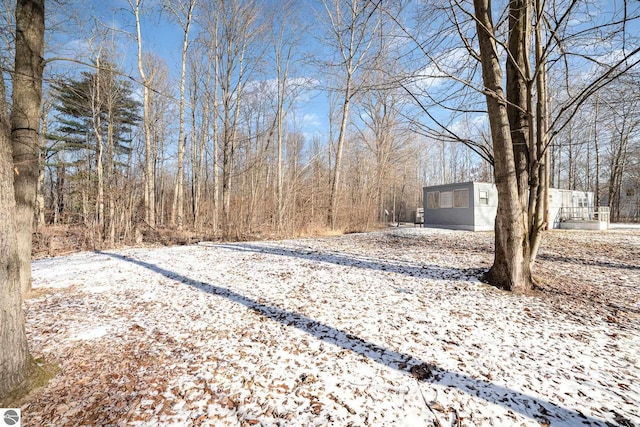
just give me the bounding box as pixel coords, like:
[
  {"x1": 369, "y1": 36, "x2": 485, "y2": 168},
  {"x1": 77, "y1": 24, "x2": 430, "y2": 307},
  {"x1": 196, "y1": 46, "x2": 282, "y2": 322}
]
[{"x1": 558, "y1": 206, "x2": 610, "y2": 223}]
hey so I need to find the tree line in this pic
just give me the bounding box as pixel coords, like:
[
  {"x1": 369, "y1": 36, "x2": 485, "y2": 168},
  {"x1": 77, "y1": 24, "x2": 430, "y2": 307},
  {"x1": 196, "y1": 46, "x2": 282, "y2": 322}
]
[
  {"x1": 34, "y1": 0, "x2": 438, "y2": 244},
  {"x1": 16, "y1": 0, "x2": 640, "y2": 252}
]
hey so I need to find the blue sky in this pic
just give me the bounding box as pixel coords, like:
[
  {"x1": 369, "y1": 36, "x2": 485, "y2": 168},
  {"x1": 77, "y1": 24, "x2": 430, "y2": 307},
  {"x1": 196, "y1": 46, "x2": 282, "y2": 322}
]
[
  {"x1": 131, "y1": 0, "x2": 331, "y2": 139},
  {"x1": 43, "y1": 0, "x2": 640, "y2": 150},
  {"x1": 45, "y1": 0, "x2": 333, "y2": 141}
]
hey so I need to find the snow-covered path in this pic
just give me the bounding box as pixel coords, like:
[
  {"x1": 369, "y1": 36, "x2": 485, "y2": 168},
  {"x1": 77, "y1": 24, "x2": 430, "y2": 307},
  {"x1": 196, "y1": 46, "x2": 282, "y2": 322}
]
[{"x1": 22, "y1": 227, "x2": 640, "y2": 426}]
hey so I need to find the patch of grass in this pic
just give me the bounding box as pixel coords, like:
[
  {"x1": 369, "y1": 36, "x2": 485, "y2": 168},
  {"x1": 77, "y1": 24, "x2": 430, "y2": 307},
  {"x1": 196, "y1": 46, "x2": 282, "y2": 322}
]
[
  {"x1": 0, "y1": 358, "x2": 59, "y2": 407},
  {"x1": 26, "y1": 287, "x2": 56, "y2": 299},
  {"x1": 295, "y1": 226, "x2": 345, "y2": 238}
]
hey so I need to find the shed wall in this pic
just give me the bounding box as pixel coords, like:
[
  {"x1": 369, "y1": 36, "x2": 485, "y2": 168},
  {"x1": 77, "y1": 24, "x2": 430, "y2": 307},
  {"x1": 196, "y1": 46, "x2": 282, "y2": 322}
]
[
  {"x1": 549, "y1": 189, "x2": 593, "y2": 226},
  {"x1": 472, "y1": 182, "x2": 498, "y2": 231},
  {"x1": 423, "y1": 182, "x2": 475, "y2": 230}
]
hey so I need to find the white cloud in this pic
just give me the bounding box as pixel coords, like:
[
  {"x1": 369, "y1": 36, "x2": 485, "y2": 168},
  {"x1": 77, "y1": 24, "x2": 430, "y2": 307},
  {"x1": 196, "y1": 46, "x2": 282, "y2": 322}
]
[
  {"x1": 409, "y1": 48, "x2": 473, "y2": 92},
  {"x1": 300, "y1": 112, "x2": 322, "y2": 129},
  {"x1": 449, "y1": 114, "x2": 488, "y2": 138},
  {"x1": 59, "y1": 39, "x2": 91, "y2": 58}
]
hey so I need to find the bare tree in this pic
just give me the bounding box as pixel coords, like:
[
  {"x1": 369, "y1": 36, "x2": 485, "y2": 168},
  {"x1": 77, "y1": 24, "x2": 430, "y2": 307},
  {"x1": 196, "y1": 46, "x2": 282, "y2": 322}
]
[
  {"x1": 199, "y1": 5, "x2": 221, "y2": 233},
  {"x1": 167, "y1": 0, "x2": 196, "y2": 230},
  {"x1": 35, "y1": 97, "x2": 52, "y2": 226},
  {"x1": 476, "y1": 0, "x2": 533, "y2": 291},
  {"x1": 91, "y1": 52, "x2": 105, "y2": 239},
  {"x1": 383, "y1": 0, "x2": 640, "y2": 291},
  {"x1": 602, "y1": 80, "x2": 640, "y2": 221},
  {"x1": 128, "y1": 0, "x2": 155, "y2": 226},
  {"x1": 261, "y1": 0, "x2": 310, "y2": 234},
  {"x1": 207, "y1": 0, "x2": 263, "y2": 237},
  {"x1": 0, "y1": 54, "x2": 31, "y2": 402},
  {"x1": 141, "y1": 53, "x2": 173, "y2": 226},
  {"x1": 355, "y1": 51, "x2": 410, "y2": 225},
  {"x1": 320, "y1": 0, "x2": 379, "y2": 230},
  {"x1": 1, "y1": 0, "x2": 43, "y2": 399},
  {"x1": 188, "y1": 50, "x2": 209, "y2": 230},
  {"x1": 11, "y1": 0, "x2": 45, "y2": 296}
]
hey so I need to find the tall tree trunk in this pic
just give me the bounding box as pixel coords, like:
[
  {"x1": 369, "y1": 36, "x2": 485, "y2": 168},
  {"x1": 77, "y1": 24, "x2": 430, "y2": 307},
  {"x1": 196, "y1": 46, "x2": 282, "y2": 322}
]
[
  {"x1": 36, "y1": 152, "x2": 46, "y2": 224},
  {"x1": 212, "y1": 82, "x2": 219, "y2": 234},
  {"x1": 505, "y1": 0, "x2": 531, "y2": 215},
  {"x1": 567, "y1": 125, "x2": 575, "y2": 190},
  {"x1": 322, "y1": 0, "x2": 378, "y2": 230},
  {"x1": 130, "y1": 0, "x2": 155, "y2": 226},
  {"x1": 530, "y1": 0, "x2": 549, "y2": 263},
  {"x1": 609, "y1": 124, "x2": 630, "y2": 222},
  {"x1": 11, "y1": 0, "x2": 45, "y2": 296},
  {"x1": 171, "y1": 2, "x2": 195, "y2": 230},
  {"x1": 273, "y1": 25, "x2": 294, "y2": 233},
  {"x1": 93, "y1": 55, "x2": 104, "y2": 242},
  {"x1": 328, "y1": 82, "x2": 351, "y2": 230},
  {"x1": 276, "y1": 80, "x2": 285, "y2": 233},
  {"x1": 204, "y1": 5, "x2": 220, "y2": 234},
  {"x1": 106, "y1": 88, "x2": 116, "y2": 245},
  {"x1": 594, "y1": 96, "x2": 600, "y2": 208},
  {"x1": 1, "y1": 70, "x2": 32, "y2": 401},
  {"x1": 191, "y1": 72, "x2": 203, "y2": 229},
  {"x1": 53, "y1": 156, "x2": 65, "y2": 224},
  {"x1": 1, "y1": 0, "x2": 42, "y2": 397},
  {"x1": 157, "y1": 132, "x2": 166, "y2": 226},
  {"x1": 36, "y1": 103, "x2": 49, "y2": 226},
  {"x1": 473, "y1": 0, "x2": 533, "y2": 292},
  {"x1": 221, "y1": 109, "x2": 233, "y2": 235}
]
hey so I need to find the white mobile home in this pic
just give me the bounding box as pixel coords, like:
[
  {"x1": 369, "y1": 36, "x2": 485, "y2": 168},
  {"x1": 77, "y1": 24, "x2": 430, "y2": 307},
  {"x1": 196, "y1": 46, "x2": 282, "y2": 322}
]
[{"x1": 423, "y1": 182, "x2": 606, "y2": 231}]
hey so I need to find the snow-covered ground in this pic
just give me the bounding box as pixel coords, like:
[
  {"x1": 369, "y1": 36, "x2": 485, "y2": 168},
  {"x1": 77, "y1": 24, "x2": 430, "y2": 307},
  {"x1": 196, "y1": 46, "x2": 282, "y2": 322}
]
[
  {"x1": 610, "y1": 223, "x2": 640, "y2": 230},
  {"x1": 21, "y1": 227, "x2": 640, "y2": 426}
]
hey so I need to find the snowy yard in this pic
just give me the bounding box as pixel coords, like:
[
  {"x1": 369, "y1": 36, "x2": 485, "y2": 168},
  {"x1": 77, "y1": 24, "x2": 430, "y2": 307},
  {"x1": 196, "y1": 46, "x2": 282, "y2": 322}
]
[{"x1": 21, "y1": 227, "x2": 640, "y2": 426}]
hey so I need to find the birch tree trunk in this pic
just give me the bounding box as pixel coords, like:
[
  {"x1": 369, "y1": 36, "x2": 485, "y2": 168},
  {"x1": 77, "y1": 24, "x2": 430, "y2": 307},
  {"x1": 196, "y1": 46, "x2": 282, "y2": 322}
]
[
  {"x1": 203, "y1": 5, "x2": 220, "y2": 233},
  {"x1": 129, "y1": 0, "x2": 155, "y2": 226},
  {"x1": 93, "y1": 55, "x2": 105, "y2": 241},
  {"x1": 169, "y1": 0, "x2": 196, "y2": 230},
  {"x1": 36, "y1": 101, "x2": 50, "y2": 226},
  {"x1": 190, "y1": 70, "x2": 200, "y2": 228},
  {"x1": 211, "y1": 52, "x2": 219, "y2": 234}
]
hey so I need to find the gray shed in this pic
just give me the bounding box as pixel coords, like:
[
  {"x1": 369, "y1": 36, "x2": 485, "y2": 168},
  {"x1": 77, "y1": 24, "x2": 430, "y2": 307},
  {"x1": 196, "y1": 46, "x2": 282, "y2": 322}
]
[
  {"x1": 423, "y1": 181, "x2": 601, "y2": 231},
  {"x1": 423, "y1": 182, "x2": 497, "y2": 231}
]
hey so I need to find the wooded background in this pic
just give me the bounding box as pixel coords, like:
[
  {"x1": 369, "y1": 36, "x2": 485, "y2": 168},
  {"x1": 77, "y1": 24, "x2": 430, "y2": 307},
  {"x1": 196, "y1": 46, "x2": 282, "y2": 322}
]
[{"x1": 2, "y1": 0, "x2": 639, "y2": 249}]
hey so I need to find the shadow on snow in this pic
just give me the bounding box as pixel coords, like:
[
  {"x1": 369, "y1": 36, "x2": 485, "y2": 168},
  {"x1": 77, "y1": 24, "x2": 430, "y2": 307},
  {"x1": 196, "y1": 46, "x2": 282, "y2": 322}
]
[
  {"x1": 98, "y1": 248, "x2": 614, "y2": 426},
  {"x1": 216, "y1": 242, "x2": 487, "y2": 282},
  {"x1": 537, "y1": 253, "x2": 640, "y2": 272}
]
